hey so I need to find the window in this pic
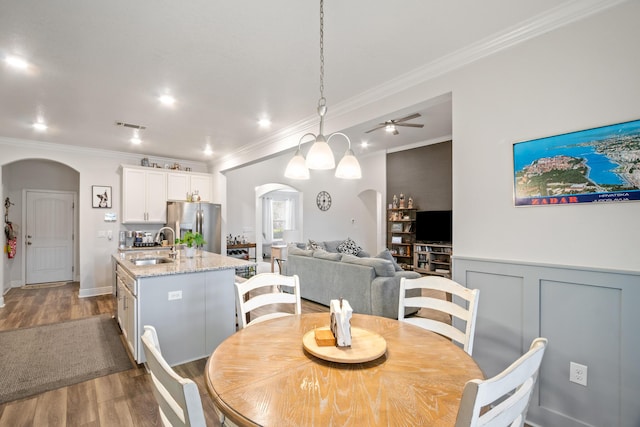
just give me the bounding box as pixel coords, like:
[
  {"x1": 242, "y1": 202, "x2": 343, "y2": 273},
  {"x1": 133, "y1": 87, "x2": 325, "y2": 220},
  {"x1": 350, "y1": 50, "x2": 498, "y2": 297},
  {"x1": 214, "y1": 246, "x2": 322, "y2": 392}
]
[{"x1": 262, "y1": 191, "x2": 298, "y2": 242}]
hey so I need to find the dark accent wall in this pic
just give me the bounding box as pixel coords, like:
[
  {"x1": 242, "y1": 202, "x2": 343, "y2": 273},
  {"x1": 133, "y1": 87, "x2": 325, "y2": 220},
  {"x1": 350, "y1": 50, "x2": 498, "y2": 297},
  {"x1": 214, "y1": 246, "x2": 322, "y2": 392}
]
[{"x1": 386, "y1": 141, "x2": 452, "y2": 211}]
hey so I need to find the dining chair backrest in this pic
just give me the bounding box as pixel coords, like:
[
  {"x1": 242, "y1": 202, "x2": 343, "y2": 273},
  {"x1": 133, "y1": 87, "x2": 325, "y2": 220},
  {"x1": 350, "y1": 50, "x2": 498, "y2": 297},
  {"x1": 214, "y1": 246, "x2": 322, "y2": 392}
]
[
  {"x1": 455, "y1": 337, "x2": 548, "y2": 427},
  {"x1": 140, "y1": 325, "x2": 206, "y2": 427},
  {"x1": 398, "y1": 275, "x2": 479, "y2": 355},
  {"x1": 235, "y1": 273, "x2": 301, "y2": 329}
]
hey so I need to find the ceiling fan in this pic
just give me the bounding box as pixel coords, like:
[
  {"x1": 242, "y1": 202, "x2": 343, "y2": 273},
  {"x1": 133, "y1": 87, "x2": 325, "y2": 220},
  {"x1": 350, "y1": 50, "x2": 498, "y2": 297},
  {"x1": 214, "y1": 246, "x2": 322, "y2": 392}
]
[{"x1": 365, "y1": 113, "x2": 424, "y2": 135}]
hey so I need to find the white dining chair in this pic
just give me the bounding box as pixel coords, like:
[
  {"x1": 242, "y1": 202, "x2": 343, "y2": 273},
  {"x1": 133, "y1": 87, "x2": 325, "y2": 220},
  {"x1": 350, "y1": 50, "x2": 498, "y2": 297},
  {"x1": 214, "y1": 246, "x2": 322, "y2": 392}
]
[
  {"x1": 398, "y1": 275, "x2": 480, "y2": 355},
  {"x1": 235, "y1": 273, "x2": 301, "y2": 329},
  {"x1": 140, "y1": 325, "x2": 207, "y2": 427},
  {"x1": 455, "y1": 337, "x2": 548, "y2": 427}
]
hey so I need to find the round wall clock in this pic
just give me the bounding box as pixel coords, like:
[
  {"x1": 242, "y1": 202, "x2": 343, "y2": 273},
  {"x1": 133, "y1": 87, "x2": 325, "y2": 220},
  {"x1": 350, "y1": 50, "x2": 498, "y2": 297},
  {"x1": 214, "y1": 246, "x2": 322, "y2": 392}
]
[{"x1": 316, "y1": 191, "x2": 332, "y2": 211}]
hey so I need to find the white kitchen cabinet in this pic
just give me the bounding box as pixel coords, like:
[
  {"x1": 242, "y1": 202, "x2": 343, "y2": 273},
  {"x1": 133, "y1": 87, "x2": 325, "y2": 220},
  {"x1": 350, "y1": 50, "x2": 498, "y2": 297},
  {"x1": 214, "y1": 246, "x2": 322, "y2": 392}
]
[
  {"x1": 167, "y1": 171, "x2": 212, "y2": 202},
  {"x1": 122, "y1": 167, "x2": 167, "y2": 223},
  {"x1": 116, "y1": 280, "x2": 125, "y2": 329},
  {"x1": 115, "y1": 264, "x2": 138, "y2": 357},
  {"x1": 121, "y1": 283, "x2": 137, "y2": 356}
]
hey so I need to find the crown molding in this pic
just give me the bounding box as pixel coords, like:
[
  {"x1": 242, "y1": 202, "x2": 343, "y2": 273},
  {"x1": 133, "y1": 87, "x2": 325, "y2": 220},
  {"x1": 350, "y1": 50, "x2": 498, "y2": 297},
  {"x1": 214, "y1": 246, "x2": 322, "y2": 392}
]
[
  {"x1": 0, "y1": 136, "x2": 208, "y2": 170},
  {"x1": 216, "y1": 0, "x2": 627, "y2": 172}
]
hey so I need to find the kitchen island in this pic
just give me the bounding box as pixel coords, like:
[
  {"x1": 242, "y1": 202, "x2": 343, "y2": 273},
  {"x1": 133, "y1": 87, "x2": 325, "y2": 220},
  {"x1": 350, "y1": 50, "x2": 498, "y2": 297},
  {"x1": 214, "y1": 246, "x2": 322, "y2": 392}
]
[{"x1": 112, "y1": 250, "x2": 254, "y2": 366}]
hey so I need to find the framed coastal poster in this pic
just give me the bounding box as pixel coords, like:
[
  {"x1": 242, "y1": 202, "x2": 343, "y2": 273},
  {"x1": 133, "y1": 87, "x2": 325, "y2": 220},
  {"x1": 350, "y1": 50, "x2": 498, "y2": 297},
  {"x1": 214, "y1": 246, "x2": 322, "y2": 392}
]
[{"x1": 513, "y1": 119, "x2": 640, "y2": 206}]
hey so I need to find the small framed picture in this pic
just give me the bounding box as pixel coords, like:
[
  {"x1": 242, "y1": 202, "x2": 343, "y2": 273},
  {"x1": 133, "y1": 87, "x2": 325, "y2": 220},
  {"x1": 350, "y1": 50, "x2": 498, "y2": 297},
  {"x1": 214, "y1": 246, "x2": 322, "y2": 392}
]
[
  {"x1": 92, "y1": 185, "x2": 112, "y2": 208},
  {"x1": 391, "y1": 236, "x2": 402, "y2": 244},
  {"x1": 390, "y1": 223, "x2": 403, "y2": 232}
]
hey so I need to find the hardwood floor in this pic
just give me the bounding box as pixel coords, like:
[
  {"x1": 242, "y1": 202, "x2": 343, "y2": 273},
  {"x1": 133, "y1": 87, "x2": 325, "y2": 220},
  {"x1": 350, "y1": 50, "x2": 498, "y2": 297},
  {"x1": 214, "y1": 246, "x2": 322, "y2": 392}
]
[{"x1": 0, "y1": 281, "x2": 327, "y2": 426}]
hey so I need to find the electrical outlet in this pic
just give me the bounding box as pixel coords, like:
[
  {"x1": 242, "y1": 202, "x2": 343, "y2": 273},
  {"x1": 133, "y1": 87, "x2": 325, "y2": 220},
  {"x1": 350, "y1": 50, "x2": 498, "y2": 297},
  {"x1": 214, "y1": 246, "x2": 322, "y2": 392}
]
[
  {"x1": 168, "y1": 290, "x2": 182, "y2": 301},
  {"x1": 570, "y1": 362, "x2": 588, "y2": 386}
]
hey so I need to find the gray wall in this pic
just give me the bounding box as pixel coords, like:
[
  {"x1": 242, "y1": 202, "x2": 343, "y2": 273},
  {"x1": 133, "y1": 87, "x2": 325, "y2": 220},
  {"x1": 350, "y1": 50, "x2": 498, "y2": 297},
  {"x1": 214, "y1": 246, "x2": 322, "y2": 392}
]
[{"x1": 386, "y1": 141, "x2": 452, "y2": 211}]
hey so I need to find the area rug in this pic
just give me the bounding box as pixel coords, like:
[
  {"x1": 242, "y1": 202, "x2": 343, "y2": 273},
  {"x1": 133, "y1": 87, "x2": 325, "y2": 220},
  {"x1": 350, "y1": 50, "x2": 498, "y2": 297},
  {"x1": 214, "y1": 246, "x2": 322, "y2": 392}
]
[{"x1": 0, "y1": 315, "x2": 134, "y2": 404}]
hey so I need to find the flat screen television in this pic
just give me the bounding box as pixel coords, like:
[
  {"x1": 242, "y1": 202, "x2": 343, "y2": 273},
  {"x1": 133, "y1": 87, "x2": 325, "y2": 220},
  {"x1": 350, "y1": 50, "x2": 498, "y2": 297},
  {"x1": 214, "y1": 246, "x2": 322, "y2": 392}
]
[{"x1": 415, "y1": 210, "x2": 452, "y2": 243}]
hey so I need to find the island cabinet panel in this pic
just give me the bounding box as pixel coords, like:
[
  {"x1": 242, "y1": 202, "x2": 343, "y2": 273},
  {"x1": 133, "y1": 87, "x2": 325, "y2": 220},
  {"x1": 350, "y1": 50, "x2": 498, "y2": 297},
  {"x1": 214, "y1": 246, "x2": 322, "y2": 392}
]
[
  {"x1": 138, "y1": 273, "x2": 207, "y2": 366},
  {"x1": 204, "y1": 268, "x2": 236, "y2": 354},
  {"x1": 113, "y1": 250, "x2": 253, "y2": 366},
  {"x1": 134, "y1": 269, "x2": 236, "y2": 366}
]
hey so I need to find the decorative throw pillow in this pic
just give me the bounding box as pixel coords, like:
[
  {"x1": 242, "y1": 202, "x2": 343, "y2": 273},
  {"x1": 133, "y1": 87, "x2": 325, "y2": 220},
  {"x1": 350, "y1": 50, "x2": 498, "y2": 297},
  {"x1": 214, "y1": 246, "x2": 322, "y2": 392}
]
[
  {"x1": 376, "y1": 248, "x2": 403, "y2": 272},
  {"x1": 337, "y1": 237, "x2": 362, "y2": 255},
  {"x1": 323, "y1": 240, "x2": 342, "y2": 253},
  {"x1": 307, "y1": 239, "x2": 324, "y2": 250}
]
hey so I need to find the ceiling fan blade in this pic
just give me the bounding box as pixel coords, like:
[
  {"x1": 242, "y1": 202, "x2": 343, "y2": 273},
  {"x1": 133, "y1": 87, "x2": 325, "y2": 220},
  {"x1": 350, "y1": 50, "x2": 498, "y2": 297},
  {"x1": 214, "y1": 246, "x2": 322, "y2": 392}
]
[
  {"x1": 395, "y1": 123, "x2": 424, "y2": 128},
  {"x1": 365, "y1": 124, "x2": 386, "y2": 133},
  {"x1": 393, "y1": 113, "x2": 421, "y2": 123}
]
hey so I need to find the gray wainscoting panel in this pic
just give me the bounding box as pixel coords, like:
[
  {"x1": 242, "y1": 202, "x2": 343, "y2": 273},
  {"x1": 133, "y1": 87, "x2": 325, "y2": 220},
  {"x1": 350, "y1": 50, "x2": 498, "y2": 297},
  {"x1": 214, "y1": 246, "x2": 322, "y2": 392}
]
[
  {"x1": 454, "y1": 257, "x2": 640, "y2": 427},
  {"x1": 540, "y1": 280, "x2": 621, "y2": 426},
  {"x1": 466, "y1": 271, "x2": 525, "y2": 378}
]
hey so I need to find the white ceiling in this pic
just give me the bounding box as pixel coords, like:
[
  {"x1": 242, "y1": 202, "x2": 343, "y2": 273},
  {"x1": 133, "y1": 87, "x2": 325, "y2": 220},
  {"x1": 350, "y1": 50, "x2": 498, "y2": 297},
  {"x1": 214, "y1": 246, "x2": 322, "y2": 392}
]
[{"x1": 0, "y1": 0, "x2": 617, "y2": 167}]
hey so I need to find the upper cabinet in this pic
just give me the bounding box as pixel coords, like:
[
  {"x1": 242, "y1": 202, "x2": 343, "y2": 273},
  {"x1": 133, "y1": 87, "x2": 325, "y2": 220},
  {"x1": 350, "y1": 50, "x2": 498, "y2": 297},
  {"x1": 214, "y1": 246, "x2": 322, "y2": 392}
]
[
  {"x1": 122, "y1": 166, "x2": 214, "y2": 224},
  {"x1": 167, "y1": 171, "x2": 212, "y2": 202},
  {"x1": 122, "y1": 167, "x2": 167, "y2": 224}
]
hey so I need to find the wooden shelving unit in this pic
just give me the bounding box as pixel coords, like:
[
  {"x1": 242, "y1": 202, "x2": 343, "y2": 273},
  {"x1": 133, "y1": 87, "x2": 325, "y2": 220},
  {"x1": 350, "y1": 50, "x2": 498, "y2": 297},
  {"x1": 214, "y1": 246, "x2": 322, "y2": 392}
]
[
  {"x1": 413, "y1": 243, "x2": 453, "y2": 278},
  {"x1": 387, "y1": 208, "x2": 416, "y2": 270}
]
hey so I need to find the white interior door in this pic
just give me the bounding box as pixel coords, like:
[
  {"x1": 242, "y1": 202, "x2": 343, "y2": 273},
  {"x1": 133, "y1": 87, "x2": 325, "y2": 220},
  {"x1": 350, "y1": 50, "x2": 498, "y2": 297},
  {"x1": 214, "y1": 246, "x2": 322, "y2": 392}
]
[{"x1": 26, "y1": 191, "x2": 74, "y2": 284}]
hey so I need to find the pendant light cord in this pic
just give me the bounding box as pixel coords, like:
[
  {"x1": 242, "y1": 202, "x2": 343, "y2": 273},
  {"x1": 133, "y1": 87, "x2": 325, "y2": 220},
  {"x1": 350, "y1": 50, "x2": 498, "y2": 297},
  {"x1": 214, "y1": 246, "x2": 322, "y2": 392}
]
[{"x1": 318, "y1": 0, "x2": 326, "y2": 111}]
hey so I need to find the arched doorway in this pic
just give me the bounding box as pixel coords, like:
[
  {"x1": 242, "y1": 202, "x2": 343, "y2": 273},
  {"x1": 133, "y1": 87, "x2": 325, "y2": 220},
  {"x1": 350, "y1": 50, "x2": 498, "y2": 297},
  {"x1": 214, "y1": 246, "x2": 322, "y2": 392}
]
[
  {"x1": 2, "y1": 159, "x2": 79, "y2": 287},
  {"x1": 254, "y1": 183, "x2": 302, "y2": 262}
]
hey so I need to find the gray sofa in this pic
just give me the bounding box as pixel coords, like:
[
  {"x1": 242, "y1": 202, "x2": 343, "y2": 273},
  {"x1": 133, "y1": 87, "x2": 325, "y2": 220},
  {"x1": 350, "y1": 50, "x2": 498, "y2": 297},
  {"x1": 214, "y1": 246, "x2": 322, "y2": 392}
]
[{"x1": 283, "y1": 241, "x2": 420, "y2": 319}]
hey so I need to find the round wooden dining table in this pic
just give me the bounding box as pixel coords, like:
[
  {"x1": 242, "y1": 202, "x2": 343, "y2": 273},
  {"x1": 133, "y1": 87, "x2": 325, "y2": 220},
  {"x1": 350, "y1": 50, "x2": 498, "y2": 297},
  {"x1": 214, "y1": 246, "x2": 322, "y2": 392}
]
[{"x1": 204, "y1": 313, "x2": 484, "y2": 427}]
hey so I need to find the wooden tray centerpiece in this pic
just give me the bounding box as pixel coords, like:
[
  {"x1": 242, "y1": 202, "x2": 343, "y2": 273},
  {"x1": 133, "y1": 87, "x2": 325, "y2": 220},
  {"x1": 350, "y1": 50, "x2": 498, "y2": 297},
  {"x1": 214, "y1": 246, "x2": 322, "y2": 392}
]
[{"x1": 302, "y1": 326, "x2": 387, "y2": 363}]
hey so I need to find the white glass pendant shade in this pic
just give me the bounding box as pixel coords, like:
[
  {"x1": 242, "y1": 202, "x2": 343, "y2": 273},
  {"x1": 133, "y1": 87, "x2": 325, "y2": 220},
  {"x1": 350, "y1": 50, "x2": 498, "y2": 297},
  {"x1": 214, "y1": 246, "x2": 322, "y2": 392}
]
[
  {"x1": 335, "y1": 148, "x2": 362, "y2": 179},
  {"x1": 305, "y1": 136, "x2": 335, "y2": 170},
  {"x1": 284, "y1": 149, "x2": 310, "y2": 179}
]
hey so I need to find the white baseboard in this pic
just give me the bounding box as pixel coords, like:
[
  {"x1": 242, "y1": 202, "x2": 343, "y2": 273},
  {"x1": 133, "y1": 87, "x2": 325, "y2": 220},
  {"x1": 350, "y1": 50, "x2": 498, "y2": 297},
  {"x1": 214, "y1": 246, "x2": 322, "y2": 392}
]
[
  {"x1": 0, "y1": 295, "x2": 4, "y2": 308},
  {"x1": 79, "y1": 286, "x2": 112, "y2": 298}
]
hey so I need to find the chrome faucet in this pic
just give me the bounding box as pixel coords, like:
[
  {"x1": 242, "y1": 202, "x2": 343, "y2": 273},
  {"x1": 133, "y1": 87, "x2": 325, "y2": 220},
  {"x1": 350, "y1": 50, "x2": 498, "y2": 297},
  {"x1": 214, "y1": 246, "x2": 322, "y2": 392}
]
[{"x1": 156, "y1": 227, "x2": 177, "y2": 257}]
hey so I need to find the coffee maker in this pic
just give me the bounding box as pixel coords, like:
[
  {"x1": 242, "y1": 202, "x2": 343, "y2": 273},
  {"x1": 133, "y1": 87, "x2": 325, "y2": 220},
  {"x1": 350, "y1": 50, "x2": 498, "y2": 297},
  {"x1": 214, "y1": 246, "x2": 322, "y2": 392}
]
[{"x1": 121, "y1": 231, "x2": 135, "y2": 248}]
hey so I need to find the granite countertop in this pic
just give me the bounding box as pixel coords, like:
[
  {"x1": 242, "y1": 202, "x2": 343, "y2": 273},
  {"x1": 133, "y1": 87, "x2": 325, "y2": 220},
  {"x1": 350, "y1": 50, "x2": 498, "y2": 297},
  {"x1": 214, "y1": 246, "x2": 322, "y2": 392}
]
[
  {"x1": 113, "y1": 250, "x2": 255, "y2": 279},
  {"x1": 118, "y1": 246, "x2": 172, "y2": 253}
]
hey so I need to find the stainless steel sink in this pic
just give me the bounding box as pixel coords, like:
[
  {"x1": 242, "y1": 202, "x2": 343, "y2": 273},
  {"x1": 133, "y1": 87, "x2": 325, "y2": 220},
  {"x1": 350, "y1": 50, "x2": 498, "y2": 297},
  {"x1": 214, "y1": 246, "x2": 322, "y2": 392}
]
[{"x1": 131, "y1": 257, "x2": 173, "y2": 266}]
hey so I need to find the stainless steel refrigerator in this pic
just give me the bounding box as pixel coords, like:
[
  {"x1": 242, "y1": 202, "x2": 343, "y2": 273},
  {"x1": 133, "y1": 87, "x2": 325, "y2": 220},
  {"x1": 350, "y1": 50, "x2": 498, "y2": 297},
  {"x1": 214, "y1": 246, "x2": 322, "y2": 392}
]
[{"x1": 166, "y1": 201, "x2": 221, "y2": 254}]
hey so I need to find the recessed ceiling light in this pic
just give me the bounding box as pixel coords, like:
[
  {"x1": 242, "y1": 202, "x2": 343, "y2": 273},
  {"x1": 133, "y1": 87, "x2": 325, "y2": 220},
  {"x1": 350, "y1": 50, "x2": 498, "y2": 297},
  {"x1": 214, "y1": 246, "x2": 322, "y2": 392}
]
[
  {"x1": 130, "y1": 136, "x2": 141, "y2": 144},
  {"x1": 130, "y1": 130, "x2": 142, "y2": 145},
  {"x1": 5, "y1": 55, "x2": 29, "y2": 70},
  {"x1": 258, "y1": 118, "x2": 271, "y2": 128},
  {"x1": 204, "y1": 145, "x2": 213, "y2": 156},
  {"x1": 32, "y1": 121, "x2": 47, "y2": 131},
  {"x1": 159, "y1": 94, "x2": 176, "y2": 106},
  {"x1": 360, "y1": 141, "x2": 369, "y2": 148}
]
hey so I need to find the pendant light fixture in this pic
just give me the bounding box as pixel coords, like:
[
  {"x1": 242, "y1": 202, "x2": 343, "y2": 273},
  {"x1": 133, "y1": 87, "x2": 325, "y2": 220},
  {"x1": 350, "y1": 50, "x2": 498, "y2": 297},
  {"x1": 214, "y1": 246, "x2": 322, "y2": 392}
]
[{"x1": 284, "y1": 0, "x2": 362, "y2": 180}]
